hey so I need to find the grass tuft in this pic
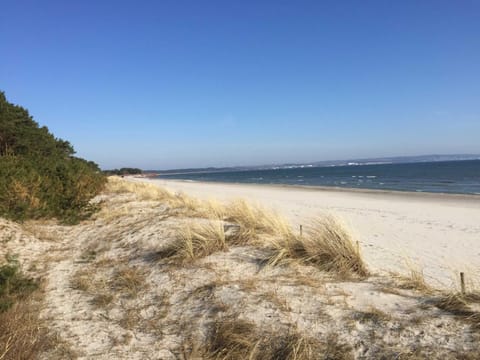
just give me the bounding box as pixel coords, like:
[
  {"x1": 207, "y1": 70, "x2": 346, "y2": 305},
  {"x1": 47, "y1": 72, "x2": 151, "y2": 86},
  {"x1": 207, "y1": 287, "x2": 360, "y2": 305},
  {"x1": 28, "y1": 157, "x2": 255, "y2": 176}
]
[
  {"x1": 0, "y1": 301, "x2": 52, "y2": 360},
  {"x1": 0, "y1": 256, "x2": 39, "y2": 312},
  {"x1": 111, "y1": 266, "x2": 146, "y2": 298},
  {"x1": 397, "y1": 260, "x2": 432, "y2": 293},
  {"x1": 197, "y1": 316, "x2": 353, "y2": 360},
  {"x1": 0, "y1": 256, "x2": 53, "y2": 360},
  {"x1": 162, "y1": 221, "x2": 228, "y2": 263},
  {"x1": 106, "y1": 176, "x2": 175, "y2": 202},
  {"x1": 265, "y1": 217, "x2": 368, "y2": 278},
  {"x1": 224, "y1": 199, "x2": 291, "y2": 244},
  {"x1": 204, "y1": 317, "x2": 257, "y2": 359},
  {"x1": 352, "y1": 306, "x2": 391, "y2": 324},
  {"x1": 432, "y1": 293, "x2": 480, "y2": 329}
]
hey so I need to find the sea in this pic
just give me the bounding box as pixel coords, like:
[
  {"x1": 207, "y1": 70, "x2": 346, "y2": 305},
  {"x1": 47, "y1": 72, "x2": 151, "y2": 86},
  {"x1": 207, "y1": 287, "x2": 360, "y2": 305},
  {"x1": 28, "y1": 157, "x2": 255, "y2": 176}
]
[{"x1": 155, "y1": 160, "x2": 480, "y2": 195}]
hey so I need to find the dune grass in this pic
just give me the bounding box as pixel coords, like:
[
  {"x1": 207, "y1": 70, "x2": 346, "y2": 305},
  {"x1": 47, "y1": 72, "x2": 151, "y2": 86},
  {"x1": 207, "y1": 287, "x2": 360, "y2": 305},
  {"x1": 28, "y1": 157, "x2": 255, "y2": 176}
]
[
  {"x1": 223, "y1": 199, "x2": 292, "y2": 244},
  {"x1": 161, "y1": 221, "x2": 228, "y2": 263},
  {"x1": 111, "y1": 266, "x2": 147, "y2": 298},
  {"x1": 106, "y1": 176, "x2": 175, "y2": 201},
  {"x1": 0, "y1": 301, "x2": 52, "y2": 360},
  {"x1": 432, "y1": 292, "x2": 480, "y2": 329},
  {"x1": 0, "y1": 256, "x2": 53, "y2": 359},
  {"x1": 197, "y1": 316, "x2": 352, "y2": 360},
  {"x1": 106, "y1": 176, "x2": 211, "y2": 218},
  {"x1": 264, "y1": 217, "x2": 368, "y2": 278},
  {"x1": 110, "y1": 178, "x2": 368, "y2": 278},
  {"x1": 396, "y1": 259, "x2": 432, "y2": 293}
]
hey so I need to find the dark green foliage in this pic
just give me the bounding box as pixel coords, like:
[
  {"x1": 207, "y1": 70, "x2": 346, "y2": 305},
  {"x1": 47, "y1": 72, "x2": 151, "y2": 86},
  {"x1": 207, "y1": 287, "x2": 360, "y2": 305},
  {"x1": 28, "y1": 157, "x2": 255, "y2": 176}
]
[
  {"x1": 104, "y1": 167, "x2": 143, "y2": 176},
  {"x1": 0, "y1": 255, "x2": 38, "y2": 312},
  {"x1": 0, "y1": 91, "x2": 106, "y2": 222}
]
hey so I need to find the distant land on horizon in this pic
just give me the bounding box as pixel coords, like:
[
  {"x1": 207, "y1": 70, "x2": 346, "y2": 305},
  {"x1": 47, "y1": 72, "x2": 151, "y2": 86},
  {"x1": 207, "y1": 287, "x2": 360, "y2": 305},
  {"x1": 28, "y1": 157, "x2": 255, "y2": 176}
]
[{"x1": 144, "y1": 154, "x2": 480, "y2": 175}]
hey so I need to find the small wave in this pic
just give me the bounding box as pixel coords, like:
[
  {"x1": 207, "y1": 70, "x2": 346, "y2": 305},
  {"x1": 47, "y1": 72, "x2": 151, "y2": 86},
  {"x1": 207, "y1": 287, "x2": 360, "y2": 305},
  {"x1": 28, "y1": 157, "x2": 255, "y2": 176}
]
[
  {"x1": 297, "y1": 176, "x2": 304, "y2": 178},
  {"x1": 366, "y1": 176, "x2": 377, "y2": 178}
]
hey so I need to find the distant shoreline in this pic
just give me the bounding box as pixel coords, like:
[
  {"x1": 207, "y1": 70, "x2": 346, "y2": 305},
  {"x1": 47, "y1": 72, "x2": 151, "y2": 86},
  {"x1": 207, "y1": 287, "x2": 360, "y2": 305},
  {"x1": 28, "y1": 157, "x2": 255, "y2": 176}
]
[
  {"x1": 136, "y1": 176, "x2": 480, "y2": 201},
  {"x1": 140, "y1": 159, "x2": 480, "y2": 197}
]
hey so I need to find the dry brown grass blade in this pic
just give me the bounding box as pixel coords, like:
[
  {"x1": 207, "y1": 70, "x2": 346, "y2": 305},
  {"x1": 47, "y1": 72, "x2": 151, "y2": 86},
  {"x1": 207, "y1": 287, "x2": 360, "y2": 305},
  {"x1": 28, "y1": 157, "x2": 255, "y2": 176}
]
[
  {"x1": 204, "y1": 317, "x2": 259, "y2": 359},
  {"x1": 396, "y1": 259, "x2": 432, "y2": 293},
  {"x1": 431, "y1": 292, "x2": 480, "y2": 329},
  {"x1": 111, "y1": 266, "x2": 146, "y2": 298},
  {"x1": 434, "y1": 293, "x2": 470, "y2": 314},
  {"x1": 198, "y1": 316, "x2": 352, "y2": 360},
  {"x1": 0, "y1": 300, "x2": 53, "y2": 360}
]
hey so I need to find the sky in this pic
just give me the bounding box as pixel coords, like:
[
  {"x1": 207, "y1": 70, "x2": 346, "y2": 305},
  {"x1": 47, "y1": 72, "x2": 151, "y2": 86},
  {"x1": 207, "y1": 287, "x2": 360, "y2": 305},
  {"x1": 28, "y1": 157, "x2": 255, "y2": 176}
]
[{"x1": 1, "y1": 0, "x2": 479, "y2": 169}]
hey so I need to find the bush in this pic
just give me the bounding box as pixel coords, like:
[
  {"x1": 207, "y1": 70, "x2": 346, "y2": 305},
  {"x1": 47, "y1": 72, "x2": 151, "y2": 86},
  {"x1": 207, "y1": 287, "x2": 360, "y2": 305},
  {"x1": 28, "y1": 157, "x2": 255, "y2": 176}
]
[
  {"x1": 0, "y1": 255, "x2": 38, "y2": 312},
  {"x1": 0, "y1": 91, "x2": 105, "y2": 222}
]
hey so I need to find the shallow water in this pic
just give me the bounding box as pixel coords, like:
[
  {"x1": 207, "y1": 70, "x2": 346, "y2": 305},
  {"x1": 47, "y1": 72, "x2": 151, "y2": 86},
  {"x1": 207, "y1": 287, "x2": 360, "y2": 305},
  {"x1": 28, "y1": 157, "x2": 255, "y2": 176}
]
[{"x1": 156, "y1": 160, "x2": 480, "y2": 195}]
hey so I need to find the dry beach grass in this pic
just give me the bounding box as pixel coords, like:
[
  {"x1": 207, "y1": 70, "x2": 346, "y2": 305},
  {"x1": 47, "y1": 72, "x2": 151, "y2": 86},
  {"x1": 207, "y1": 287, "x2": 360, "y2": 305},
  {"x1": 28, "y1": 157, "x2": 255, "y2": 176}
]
[{"x1": 1, "y1": 176, "x2": 480, "y2": 359}]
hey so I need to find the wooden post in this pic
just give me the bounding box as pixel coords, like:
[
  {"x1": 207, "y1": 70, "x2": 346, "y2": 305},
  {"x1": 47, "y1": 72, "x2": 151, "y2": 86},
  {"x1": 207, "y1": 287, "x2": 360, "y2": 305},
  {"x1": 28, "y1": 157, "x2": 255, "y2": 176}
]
[
  {"x1": 460, "y1": 272, "x2": 466, "y2": 295},
  {"x1": 299, "y1": 225, "x2": 303, "y2": 236}
]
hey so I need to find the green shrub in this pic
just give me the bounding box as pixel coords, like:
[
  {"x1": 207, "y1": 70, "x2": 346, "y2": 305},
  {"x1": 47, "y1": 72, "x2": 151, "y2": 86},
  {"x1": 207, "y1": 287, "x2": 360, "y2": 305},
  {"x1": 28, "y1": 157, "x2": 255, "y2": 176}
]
[
  {"x1": 0, "y1": 255, "x2": 38, "y2": 312},
  {"x1": 0, "y1": 91, "x2": 105, "y2": 222}
]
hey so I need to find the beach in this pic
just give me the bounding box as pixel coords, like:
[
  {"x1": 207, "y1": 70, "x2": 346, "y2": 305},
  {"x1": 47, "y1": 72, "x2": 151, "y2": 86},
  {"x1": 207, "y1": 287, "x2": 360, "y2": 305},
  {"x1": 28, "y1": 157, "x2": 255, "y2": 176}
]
[
  {"x1": 135, "y1": 178, "x2": 480, "y2": 287},
  {"x1": 3, "y1": 176, "x2": 480, "y2": 358}
]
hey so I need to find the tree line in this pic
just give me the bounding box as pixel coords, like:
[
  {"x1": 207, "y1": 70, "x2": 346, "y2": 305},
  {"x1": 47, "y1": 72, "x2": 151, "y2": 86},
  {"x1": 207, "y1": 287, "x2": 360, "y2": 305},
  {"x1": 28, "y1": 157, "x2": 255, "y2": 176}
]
[{"x1": 103, "y1": 167, "x2": 143, "y2": 176}]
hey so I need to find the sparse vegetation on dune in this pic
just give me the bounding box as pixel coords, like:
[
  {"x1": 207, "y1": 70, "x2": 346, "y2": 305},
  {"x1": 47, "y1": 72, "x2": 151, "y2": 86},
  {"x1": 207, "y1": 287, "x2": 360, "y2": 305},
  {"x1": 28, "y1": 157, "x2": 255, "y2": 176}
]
[
  {"x1": 106, "y1": 176, "x2": 176, "y2": 202},
  {"x1": 164, "y1": 221, "x2": 228, "y2": 263},
  {"x1": 0, "y1": 300, "x2": 52, "y2": 360},
  {"x1": 0, "y1": 256, "x2": 54, "y2": 359},
  {"x1": 223, "y1": 199, "x2": 292, "y2": 244},
  {"x1": 432, "y1": 292, "x2": 480, "y2": 329},
  {"x1": 187, "y1": 316, "x2": 352, "y2": 360},
  {"x1": 396, "y1": 259, "x2": 433, "y2": 293},
  {"x1": 0, "y1": 256, "x2": 39, "y2": 312},
  {"x1": 121, "y1": 176, "x2": 368, "y2": 278}
]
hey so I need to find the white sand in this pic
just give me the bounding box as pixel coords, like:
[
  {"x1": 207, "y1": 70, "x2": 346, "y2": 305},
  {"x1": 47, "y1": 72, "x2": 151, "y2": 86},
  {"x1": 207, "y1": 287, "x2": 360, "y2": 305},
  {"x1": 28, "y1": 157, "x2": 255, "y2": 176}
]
[{"x1": 136, "y1": 178, "x2": 480, "y2": 288}]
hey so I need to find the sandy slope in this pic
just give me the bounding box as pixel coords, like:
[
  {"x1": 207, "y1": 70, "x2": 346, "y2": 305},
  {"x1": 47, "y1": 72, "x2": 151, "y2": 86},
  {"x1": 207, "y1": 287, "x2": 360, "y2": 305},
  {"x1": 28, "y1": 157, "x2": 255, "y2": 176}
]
[{"x1": 135, "y1": 178, "x2": 480, "y2": 288}]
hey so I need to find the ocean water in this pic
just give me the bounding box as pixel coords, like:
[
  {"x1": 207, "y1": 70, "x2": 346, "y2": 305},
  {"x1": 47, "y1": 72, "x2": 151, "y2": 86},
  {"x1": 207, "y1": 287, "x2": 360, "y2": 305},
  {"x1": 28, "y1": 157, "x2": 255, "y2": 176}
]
[{"x1": 156, "y1": 160, "x2": 480, "y2": 195}]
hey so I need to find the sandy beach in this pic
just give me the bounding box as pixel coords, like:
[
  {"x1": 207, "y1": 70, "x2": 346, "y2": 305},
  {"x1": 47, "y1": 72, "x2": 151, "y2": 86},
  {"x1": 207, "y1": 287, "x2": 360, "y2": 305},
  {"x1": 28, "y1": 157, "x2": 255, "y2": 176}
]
[
  {"x1": 135, "y1": 178, "x2": 480, "y2": 288},
  {"x1": 3, "y1": 176, "x2": 480, "y2": 358}
]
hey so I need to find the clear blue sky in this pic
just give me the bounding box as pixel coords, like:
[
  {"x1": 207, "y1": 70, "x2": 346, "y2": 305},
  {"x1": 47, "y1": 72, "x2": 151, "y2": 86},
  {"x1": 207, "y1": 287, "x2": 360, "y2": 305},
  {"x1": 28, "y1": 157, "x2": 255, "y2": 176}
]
[{"x1": 1, "y1": 0, "x2": 479, "y2": 169}]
